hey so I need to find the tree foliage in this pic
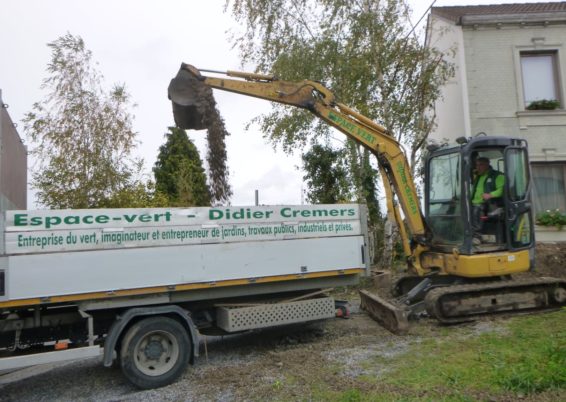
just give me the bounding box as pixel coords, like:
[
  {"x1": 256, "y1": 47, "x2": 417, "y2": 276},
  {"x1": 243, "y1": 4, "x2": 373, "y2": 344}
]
[
  {"x1": 226, "y1": 0, "x2": 454, "y2": 202},
  {"x1": 302, "y1": 143, "x2": 350, "y2": 204},
  {"x1": 100, "y1": 180, "x2": 169, "y2": 208},
  {"x1": 153, "y1": 127, "x2": 211, "y2": 207},
  {"x1": 23, "y1": 33, "x2": 147, "y2": 208}
]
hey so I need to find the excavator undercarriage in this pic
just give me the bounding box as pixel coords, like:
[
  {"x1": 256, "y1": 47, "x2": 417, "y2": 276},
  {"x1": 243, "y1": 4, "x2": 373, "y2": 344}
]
[{"x1": 360, "y1": 275, "x2": 566, "y2": 334}]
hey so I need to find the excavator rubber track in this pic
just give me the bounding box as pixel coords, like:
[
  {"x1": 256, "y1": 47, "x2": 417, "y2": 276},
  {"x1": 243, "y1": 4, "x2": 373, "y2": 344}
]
[
  {"x1": 425, "y1": 277, "x2": 566, "y2": 324},
  {"x1": 359, "y1": 290, "x2": 410, "y2": 335}
]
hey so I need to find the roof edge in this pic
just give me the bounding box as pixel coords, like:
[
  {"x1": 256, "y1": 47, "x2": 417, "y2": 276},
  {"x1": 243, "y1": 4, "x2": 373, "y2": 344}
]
[{"x1": 461, "y1": 11, "x2": 566, "y2": 26}]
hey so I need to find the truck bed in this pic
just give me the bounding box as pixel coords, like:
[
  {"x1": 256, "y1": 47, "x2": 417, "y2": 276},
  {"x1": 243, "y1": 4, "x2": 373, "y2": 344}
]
[{"x1": 0, "y1": 204, "x2": 369, "y2": 309}]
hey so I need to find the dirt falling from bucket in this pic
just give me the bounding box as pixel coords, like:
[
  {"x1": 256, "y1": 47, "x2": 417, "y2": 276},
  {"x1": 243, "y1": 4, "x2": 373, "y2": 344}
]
[
  {"x1": 169, "y1": 69, "x2": 232, "y2": 204},
  {"x1": 203, "y1": 103, "x2": 232, "y2": 205}
]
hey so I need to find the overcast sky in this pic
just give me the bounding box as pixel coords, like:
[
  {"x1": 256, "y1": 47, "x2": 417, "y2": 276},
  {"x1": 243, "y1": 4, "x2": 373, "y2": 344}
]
[{"x1": 0, "y1": 0, "x2": 557, "y2": 209}]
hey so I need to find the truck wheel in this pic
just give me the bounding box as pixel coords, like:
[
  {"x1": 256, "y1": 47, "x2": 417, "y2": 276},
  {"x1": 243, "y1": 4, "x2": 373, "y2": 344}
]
[{"x1": 120, "y1": 316, "x2": 191, "y2": 389}]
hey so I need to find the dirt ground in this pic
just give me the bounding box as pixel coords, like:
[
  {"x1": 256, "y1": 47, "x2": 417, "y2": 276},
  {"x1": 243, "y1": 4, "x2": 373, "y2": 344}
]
[
  {"x1": 0, "y1": 242, "x2": 564, "y2": 401},
  {"x1": 0, "y1": 305, "x2": 411, "y2": 401},
  {"x1": 534, "y1": 242, "x2": 566, "y2": 279},
  {"x1": 2, "y1": 301, "x2": 562, "y2": 401}
]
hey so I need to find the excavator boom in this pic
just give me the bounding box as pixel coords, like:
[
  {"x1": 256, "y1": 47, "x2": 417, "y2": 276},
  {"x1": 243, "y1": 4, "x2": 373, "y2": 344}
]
[{"x1": 169, "y1": 63, "x2": 428, "y2": 250}]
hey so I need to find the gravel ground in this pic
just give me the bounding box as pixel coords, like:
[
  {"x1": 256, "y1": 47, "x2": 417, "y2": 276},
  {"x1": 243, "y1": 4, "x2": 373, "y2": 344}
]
[
  {"x1": 1, "y1": 243, "x2": 563, "y2": 401},
  {"x1": 0, "y1": 303, "x2": 562, "y2": 402},
  {"x1": 0, "y1": 299, "x2": 410, "y2": 402}
]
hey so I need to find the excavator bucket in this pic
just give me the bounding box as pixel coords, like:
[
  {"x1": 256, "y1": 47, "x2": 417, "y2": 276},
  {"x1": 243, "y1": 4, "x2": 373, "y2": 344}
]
[
  {"x1": 168, "y1": 64, "x2": 210, "y2": 130},
  {"x1": 359, "y1": 290, "x2": 410, "y2": 335}
]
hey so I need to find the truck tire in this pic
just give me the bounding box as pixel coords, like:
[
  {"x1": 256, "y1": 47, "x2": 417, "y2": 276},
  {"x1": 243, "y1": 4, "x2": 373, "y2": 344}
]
[{"x1": 120, "y1": 316, "x2": 191, "y2": 389}]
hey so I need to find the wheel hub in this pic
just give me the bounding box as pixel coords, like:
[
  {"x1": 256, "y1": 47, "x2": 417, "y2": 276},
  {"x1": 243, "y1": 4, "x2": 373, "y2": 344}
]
[{"x1": 144, "y1": 340, "x2": 164, "y2": 360}]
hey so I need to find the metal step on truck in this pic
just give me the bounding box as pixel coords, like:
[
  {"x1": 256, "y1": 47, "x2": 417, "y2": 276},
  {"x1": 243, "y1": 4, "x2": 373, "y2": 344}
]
[{"x1": 0, "y1": 204, "x2": 369, "y2": 388}]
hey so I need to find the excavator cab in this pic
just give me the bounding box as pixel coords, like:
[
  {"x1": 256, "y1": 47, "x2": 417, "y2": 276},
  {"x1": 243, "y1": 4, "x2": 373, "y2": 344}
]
[{"x1": 425, "y1": 136, "x2": 534, "y2": 257}]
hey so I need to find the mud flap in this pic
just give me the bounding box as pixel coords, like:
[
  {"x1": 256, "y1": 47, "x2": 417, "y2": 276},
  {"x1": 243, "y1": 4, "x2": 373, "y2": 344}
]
[{"x1": 359, "y1": 290, "x2": 410, "y2": 335}]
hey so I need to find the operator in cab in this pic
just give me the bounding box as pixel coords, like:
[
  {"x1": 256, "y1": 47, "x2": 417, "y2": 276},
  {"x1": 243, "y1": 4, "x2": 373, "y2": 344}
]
[{"x1": 471, "y1": 157, "x2": 504, "y2": 245}]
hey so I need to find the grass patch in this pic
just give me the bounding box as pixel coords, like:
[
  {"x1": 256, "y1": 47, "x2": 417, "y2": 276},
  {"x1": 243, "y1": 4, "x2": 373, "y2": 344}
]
[
  {"x1": 383, "y1": 311, "x2": 566, "y2": 397},
  {"x1": 253, "y1": 311, "x2": 565, "y2": 401},
  {"x1": 309, "y1": 387, "x2": 480, "y2": 402}
]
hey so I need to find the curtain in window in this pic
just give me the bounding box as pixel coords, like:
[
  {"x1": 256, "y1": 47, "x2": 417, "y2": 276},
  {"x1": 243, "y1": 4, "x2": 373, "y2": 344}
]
[
  {"x1": 521, "y1": 53, "x2": 558, "y2": 106},
  {"x1": 531, "y1": 164, "x2": 566, "y2": 213}
]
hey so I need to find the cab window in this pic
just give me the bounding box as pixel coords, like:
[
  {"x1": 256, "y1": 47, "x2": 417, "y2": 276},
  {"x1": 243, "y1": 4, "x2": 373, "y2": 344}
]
[{"x1": 427, "y1": 153, "x2": 463, "y2": 244}]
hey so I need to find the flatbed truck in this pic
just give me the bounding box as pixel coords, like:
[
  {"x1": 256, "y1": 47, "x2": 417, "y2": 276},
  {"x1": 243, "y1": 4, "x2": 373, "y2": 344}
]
[{"x1": 0, "y1": 204, "x2": 369, "y2": 388}]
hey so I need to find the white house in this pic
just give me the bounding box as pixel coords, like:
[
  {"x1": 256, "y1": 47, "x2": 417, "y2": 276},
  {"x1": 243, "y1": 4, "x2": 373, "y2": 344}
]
[{"x1": 426, "y1": 2, "x2": 566, "y2": 240}]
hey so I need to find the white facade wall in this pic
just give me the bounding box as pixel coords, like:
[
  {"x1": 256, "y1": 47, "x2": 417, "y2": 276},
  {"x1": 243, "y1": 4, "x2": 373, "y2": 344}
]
[
  {"x1": 429, "y1": 16, "x2": 566, "y2": 159},
  {"x1": 427, "y1": 12, "x2": 566, "y2": 241},
  {"x1": 462, "y1": 23, "x2": 566, "y2": 161},
  {"x1": 427, "y1": 15, "x2": 471, "y2": 141}
]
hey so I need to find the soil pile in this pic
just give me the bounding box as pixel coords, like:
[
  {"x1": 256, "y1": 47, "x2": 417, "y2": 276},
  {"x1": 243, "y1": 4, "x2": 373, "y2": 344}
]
[
  {"x1": 168, "y1": 66, "x2": 232, "y2": 204},
  {"x1": 535, "y1": 242, "x2": 566, "y2": 279}
]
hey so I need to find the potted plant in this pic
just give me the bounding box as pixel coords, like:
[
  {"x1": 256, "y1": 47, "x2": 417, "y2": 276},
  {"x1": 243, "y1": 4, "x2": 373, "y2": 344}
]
[
  {"x1": 536, "y1": 209, "x2": 566, "y2": 230},
  {"x1": 526, "y1": 99, "x2": 561, "y2": 110}
]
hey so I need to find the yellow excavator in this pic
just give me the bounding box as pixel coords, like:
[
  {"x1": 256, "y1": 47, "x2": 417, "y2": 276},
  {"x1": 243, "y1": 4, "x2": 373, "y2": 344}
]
[{"x1": 168, "y1": 63, "x2": 566, "y2": 333}]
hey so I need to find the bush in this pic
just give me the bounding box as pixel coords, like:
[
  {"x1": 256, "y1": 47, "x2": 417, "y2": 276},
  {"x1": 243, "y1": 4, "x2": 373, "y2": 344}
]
[{"x1": 536, "y1": 209, "x2": 566, "y2": 230}]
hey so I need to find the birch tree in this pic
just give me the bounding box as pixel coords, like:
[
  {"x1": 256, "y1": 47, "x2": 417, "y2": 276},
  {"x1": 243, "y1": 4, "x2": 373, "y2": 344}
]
[{"x1": 24, "y1": 33, "x2": 145, "y2": 208}]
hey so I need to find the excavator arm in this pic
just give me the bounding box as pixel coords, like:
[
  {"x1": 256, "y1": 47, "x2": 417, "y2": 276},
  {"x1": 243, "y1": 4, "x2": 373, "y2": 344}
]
[{"x1": 169, "y1": 63, "x2": 429, "y2": 271}]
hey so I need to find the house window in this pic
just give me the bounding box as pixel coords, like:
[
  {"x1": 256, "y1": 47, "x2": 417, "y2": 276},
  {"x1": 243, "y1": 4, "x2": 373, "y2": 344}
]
[
  {"x1": 520, "y1": 51, "x2": 561, "y2": 109},
  {"x1": 531, "y1": 163, "x2": 566, "y2": 214}
]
